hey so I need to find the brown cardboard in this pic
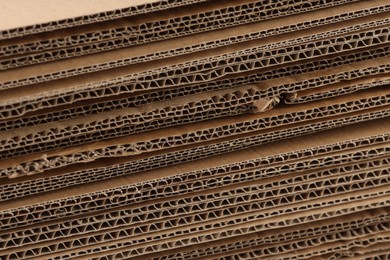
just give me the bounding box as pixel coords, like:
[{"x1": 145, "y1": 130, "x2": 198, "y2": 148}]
[
  {"x1": 1, "y1": 19, "x2": 389, "y2": 120},
  {"x1": 0, "y1": 86, "x2": 388, "y2": 176},
  {"x1": 147, "y1": 208, "x2": 390, "y2": 259},
  {"x1": 1, "y1": 44, "x2": 387, "y2": 132},
  {"x1": 2, "y1": 107, "x2": 390, "y2": 205},
  {"x1": 285, "y1": 75, "x2": 390, "y2": 103},
  {"x1": 0, "y1": 0, "x2": 387, "y2": 89},
  {"x1": 7, "y1": 205, "x2": 390, "y2": 259},
  {"x1": 0, "y1": 84, "x2": 275, "y2": 137},
  {"x1": 219, "y1": 231, "x2": 390, "y2": 259},
  {"x1": 28, "y1": 189, "x2": 390, "y2": 259},
  {"x1": 340, "y1": 248, "x2": 390, "y2": 260},
  {"x1": 200, "y1": 224, "x2": 390, "y2": 260},
  {"x1": 0, "y1": 0, "x2": 366, "y2": 70},
  {"x1": 0, "y1": 0, "x2": 207, "y2": 39},
  {"x1": 2, "y1": 51, "x2": 389, "y2": 133},
  {"x1": 0, "y1": 0, "x2": 351, "y2": 53},
  {"x1": 0, "y1": 1, "x2": 389, "y2": 258},
  {"x1": 2, "y1": 158, "x2": 390, "y2": 257},
  {"x1": 2, "y1": 113, "x2": 390, "y2": 202},
  {"x1": 1, "y1": 117, "x2": 390, "y2": 230}
]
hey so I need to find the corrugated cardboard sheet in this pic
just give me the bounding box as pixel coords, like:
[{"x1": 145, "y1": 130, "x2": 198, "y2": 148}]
[{"x1": 0, "y1": 0, "x2": 390, "y2": 259}]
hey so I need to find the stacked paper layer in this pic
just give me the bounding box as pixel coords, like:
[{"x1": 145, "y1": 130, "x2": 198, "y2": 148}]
[{"x1": 1, "y1": 0, "x2": 390, "y2": 259}]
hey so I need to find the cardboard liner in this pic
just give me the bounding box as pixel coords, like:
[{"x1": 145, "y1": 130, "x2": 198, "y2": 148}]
[
  {"x1": 275, "y1": 236, "x2": 390, "y2": 260},
  {"x1": 0, "y1": 84, "x2": 274, "y2": 136},
  {"x1": 169, "y1": 222, "x2": 390, "y2": 259},
  {"x1": 362, "y1": 250, "x2": 390, "y2": 260},
  {"x1": 3, "y1": 112, "x2": 390, "y2": 201},
  {"x1": 0, "y1": 0, "x2": 361, "y2": 70},
  {"x1": 1, "y1": 0, "x2": 387, "y2": 89},
  {"x1": 2, "y1": 45, "x2": 388, "y2": 132},
  {"x1": 2, "y1": 106, "x2": 390, "y2": 203},
  {"x1": 68, "y1": 197, "x2": 390, "y2": 259},
  {"x1": 17, "y1": 189, "x2": 390, "y2": 259},
  {"x1": 1, "y1": 23, "x2": 390, "y2": 119},
  {"x1": 338, "y1": 248, "x2": 390, "y2": 260},
  {"x1": 0, "y1": 0, "x2": 208, "y2": 40},
  {"x1": 6, "y1": 219, "x2": 390, "y2": 259},
  {"x1": 217, "y1": 229, "x2": 390, "y2": 260},
  {"x1": 151, "y1": 208, "x2": 390, "y2": 259},
  {"x1": 285, "y1": 75, "x2": 390, "y2": 104},
  {"x1": 1, "y1": 118, "x2": 390, "y2": 231},
  {"x1": 0, "y1": 86, "x2": 389, "y2": 175},
  {"x1": 2, "y1": 158, "x2": 390, "y2": 254},
  {"x1": 2, "y1": 52, "x2": 389, "y2": 136},
  {"x1": 1, "y1": 1, "x2": 389, "y2": 258},
  {"x1": 3, "y1": 82, "x2": 384, "y2": 159}
]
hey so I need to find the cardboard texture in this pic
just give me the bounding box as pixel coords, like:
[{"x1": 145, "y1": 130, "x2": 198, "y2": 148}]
[
  {"x1": 2, "y1": 20, "x2": 390, "y2": 113},
  {"x1": 0, "y1": 1, "x2": 389, "y2": 259},
  {"x1": 0, "y1": 0, "x2": 388, "y2": 89},
  {"x1": 0, "y1": 0, "x2": 366, "y2": 71}
]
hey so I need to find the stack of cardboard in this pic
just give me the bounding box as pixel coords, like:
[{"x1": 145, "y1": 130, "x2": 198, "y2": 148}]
[{"x1": 0, "y1": 0, "x2": 390, "y2": 259}]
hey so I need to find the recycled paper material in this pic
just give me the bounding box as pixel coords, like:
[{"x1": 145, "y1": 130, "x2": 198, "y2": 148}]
[{"x1": 0, "y1": 1, "x2": 389, "y2": 259}]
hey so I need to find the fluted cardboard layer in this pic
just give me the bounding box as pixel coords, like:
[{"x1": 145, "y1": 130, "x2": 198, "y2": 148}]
[
  {"x1": 1, "y1": 116, "x2": 390, "y2": 230},
  {"x1": 0, "y1": 1, "x2": 389, "y2": 259},
  {"x1": 285, "y1": 74, "x2": 390, "y2": 104},
  {"x1": 2, "y1": 105, "x2": 390, "y2": 202},
  {"x1": 2, "y1": 158, "x2": 390, "y2": 259},
  {"x1": 159, "y1": 222, "x2": 390, "y2": 260},
  {"x1": 219, "y1": 230, "x2": 390, "y2": 260},
  {"x1": 0, "y1": 0, "x2": 363, "y2": 70},
  {"x1": 14, "y1": 188, "x2": 390, "y2": 259},
  {"x1": 1, "y1": 44, "x2": 388, "y2": 132},
  {"x1": 0, "y1": 84, "x2": 388, "y2": 177},
  {"x1": 0, "y1": 84, "x2": 277, "y2": 138},
  {"x1": 1, "y1": 19, "x2": 389, "y2": 119},
  {"x1": 0, "y1": 0, "x2": 207, "y2": 40},
  {"x1": 342, "y1": 248, "x2": 390, "y2": 260},
  {"x1": 0, "y1": 0, "x2": 387, "y2": 89},
  {"x1": 147, "y1": 208, "x2": 390, "y2": 259}
]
